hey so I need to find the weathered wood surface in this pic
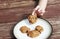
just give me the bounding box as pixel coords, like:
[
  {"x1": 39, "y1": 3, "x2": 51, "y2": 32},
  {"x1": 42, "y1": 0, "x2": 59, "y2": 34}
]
[
  {"x1": 0, "y1": 0, "x2": 60, "y2": 39},
  {"x1": 0, "y1": 0, "x2": 60, "y2": 9}
]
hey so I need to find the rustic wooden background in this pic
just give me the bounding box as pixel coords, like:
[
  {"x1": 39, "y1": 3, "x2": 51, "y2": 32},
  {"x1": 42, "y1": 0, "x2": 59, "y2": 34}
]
[{"x1": 0, "y1": 0, "x2": 60, "y2": 39}]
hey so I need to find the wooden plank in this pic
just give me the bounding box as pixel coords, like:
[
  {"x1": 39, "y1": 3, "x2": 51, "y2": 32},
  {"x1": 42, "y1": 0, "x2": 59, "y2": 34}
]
[
  {"x1": 0, "y1": 1, "x2": 35, "y2": 9},
  {"x1": 0, "y1": 6, "x2": 34, "y2": 23},
  {"x1": 0, "y1": 0, "x2": 60, "y2": 9}
]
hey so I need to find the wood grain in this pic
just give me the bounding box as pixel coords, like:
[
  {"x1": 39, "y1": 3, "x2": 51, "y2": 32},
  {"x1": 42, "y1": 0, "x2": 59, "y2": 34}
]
[{"x1": 0, "y1": 0, "x2": 60, "y2": 39}]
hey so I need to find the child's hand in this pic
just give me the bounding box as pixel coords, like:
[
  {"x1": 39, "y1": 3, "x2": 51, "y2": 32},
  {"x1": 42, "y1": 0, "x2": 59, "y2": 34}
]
[
  {"x1": 33, "y1": 5, "x2": 45, "y2": 17},
  {"x1": 32, "y1": 0, "x2": 48, "y2": 17}
]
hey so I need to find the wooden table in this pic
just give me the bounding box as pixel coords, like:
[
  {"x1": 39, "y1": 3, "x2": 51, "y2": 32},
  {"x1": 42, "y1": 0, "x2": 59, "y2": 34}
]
[{"x1": 0, "y1": 0, "x2": 60, "y2": 39}]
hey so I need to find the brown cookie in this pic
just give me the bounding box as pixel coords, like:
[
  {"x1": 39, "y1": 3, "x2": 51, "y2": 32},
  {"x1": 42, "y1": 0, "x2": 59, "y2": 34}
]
[
  {"x1": 20, "y1": 26, "x2": 30, "y2": 33},
  {"x1": 27, "y1": 30, "x2": 40, "y2": 38},
  {"x1": 28, "y1": 15, "x2": 37, "y2": 24},
  {"x1": 35, "y1": 25, "x2": 43, "y2": 32}
]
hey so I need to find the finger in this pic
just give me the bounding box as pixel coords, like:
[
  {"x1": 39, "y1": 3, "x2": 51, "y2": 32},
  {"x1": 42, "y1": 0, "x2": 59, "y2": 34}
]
[
  {"x1": 32, "y1": 10, "x2": 35, "y2": 15},
  {"x1": 38, "y1": 10, "x2": 45, "y2": 16},
  {"x1": 40, "y1": 11, "x2": 45, "y2": 16},
  {"x1": 38, "y1": 9, "x2": 42, "y2": 13},
  {"x1": 35, "y1": 6, "x2": 40, "y2": 10},
  {"x1": 35, "y1": 9, "x2": 39, "y2": 14}
]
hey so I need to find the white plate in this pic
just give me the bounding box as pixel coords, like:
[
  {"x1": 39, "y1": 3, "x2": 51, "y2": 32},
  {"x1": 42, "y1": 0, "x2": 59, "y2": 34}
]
[{"x1": 13, "y1": 18, "x2": 52, "y2": 39}]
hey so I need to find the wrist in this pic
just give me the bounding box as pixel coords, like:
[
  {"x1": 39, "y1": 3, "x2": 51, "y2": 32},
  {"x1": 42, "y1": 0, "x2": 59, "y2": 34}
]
[{"x1": 38, "y1": 0, "x2": 48, "y2": 10}]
